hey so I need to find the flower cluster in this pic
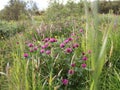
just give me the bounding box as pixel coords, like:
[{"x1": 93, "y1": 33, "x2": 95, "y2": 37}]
[
  {"x1": 22, "y1": 29, "x2": 91, "y2": 89},
  {"x1": 23, "y1": 37, "x2": 58, "y2": 57},
  {"x1": 60, "y1": 37, "x2": 79, "y2": 54},
  {"x1": 62, "y1": 63, "x2": 76, "y2": 85},
  {"x1": 61, "y1": 49, "x2": 92, "y2": 85},
  {"x1": 81, "y1": 50, "x2": 92, "y2": 68}
]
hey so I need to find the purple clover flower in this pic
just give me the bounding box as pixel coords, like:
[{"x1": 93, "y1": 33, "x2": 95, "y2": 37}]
[
  {"x1": 30, "y1": 49, "x2": 34, "y2": 52},
  {"x1": 34, "y1": 47, "x2": 38, "y2": 51},
  {"x1": 71, "y1": 33, "x2": 76, "y2": 36},
  {"x1": 64, "y1": 39, "x2": 69, "y2": 44},
  {"x1": 81, "y1": 63, "x2": 87, "y2": 68},
  {"x1": 45, "y1": 43, "x2": 49, "y2": 47},
  {"x1": 71, "y1": 63, "x2": 76, "y2": 67},
  {"x1": 60, "y1": 43, "x2": 65, "y2": 48},
  {"x1": 73, "y1": 43, "x2": 79, "y2": 48},
  {"x1": 82, "y1": 52, "x2": 85, "y2": 56},
  {"x1": 65, "y1": 48, "x2": 72, "y2": 53},
  {"x1": 41, "y1": 45, "x2": 47, "y2": 49},
  {"x1": 28, "y1": 43, "x2": 34, "y2": 47},
  {"x1": 46, "y1": 50, "x2": 51, "y2": 55},
  {"x1": 49, "y1": 38, "x2": 57, "y2": 43},
  {"x1": 80, "y1": 29, "x2": 83, "y2": 32},
  {"x1": 40, "y1": 49, "x2": 45, "y2": 53},
  {"x1": 68, "y1": 69, "x2": 74, "y2": 75},
  {"x1": 16, "y1": 42, "x2": 19, "y2": 44},
  {"x1": 24, "y1": 53, "x2": 28, "y2": 58},
  {"x1": 62, "y1": 79, "x2": 69, "y2": 85},
  {"x1": 68, "y1": 38, "x2": 73, "y2": 41},
  {"x1": 88, "y1": 50, "x2": 92, "y2": 54},
  {"x1": 44, "y1": 38, "x2": 50, "y2": 42},
  {"x1": 82, "y1": 56, "x2": 88, "y2": 61}
]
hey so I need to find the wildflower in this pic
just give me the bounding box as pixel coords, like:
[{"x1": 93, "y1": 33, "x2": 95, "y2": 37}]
[
  {"x1": 40, "y1": 49, "x2": 45, "y2": 53},
  {"x1": 41, "y1": 45, "x2": 47, "y2": 49},
  {"x1": 82, "y1": 56, "x2": 88, "y2": 61},
  {"x1": 82, "y1": 52, "x2": 85, "y2": 56},
  {"x1": 44, "y1": 38, "x2": 49, "y2": 42},
  {"x1": 80, "y1": 29, "x2": 83, "y2": 32},
  {"x1": 88, "y1": 50, "x2": 92, "y2": 54},
  {"x1": 60, "y1": 43, "x2": 65, "y2": 48},
  {"x1": 64, "y1": 39, "x2": 69, "y2": 44},
  {"x1": 65, "y1": 48, "x2": 72, "y2": 53},
  {"x1": 81, "y1": 63, "x2": 86, "y2": 68},
  {"x1": 49, "y1": 38, "x2": 57, "y2": 43},
  {"x1": 30, "y1": 49, "x2": 34, "y2": 52},
  {"x1": 71, "y1": 63, "x2": 76, "y2": 67},
  {"x1": 45, "y1": 43, "x2": 49, "y2": 47},
  {"x1": 16, "y1": 42, "x2": 19, "y2": 44},
  {"x1": 73, "y1": 43, "x2": 79, "y2": 48},
  {"x1": 68, "y1": 38, "x2": 73, "y2": 41},
  {"x1": 46, "y1": 50, "x2": 51, "y2": 55},
  {"x1": 71, "y1": 33, "x2": 76, "y2": 36},
  {"x1": 28, "y1": 43, "x2": 34, "y2": 47},
  {"x1": 68, "y1": 69, "x2": 74, "y2": 75},
  {"x1": 62, "y1": 79, "x2": 69, "y2": 85},
  {"x1": 34, "y1": 47, "x2": 38, "y2": 51},
  {"x1": 24, "y1": 53, "x2": 28, "y2": 58}
]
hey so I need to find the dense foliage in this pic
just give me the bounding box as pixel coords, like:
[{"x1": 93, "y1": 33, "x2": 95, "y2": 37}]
[
  {"x1": 0, "y1": 0, "x2": 38, "y2": 21},
  {"x1": 0, "y1": 0, "x2": 120, "y2": 90},
  {"x1": 99, "y1": 1, "x2": 120, "y2": 14},
  {"x1": 0, "y1": 21, "x2": 26, "y2": 39}
]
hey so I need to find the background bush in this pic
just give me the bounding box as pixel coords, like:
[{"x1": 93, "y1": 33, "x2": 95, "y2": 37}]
[
  {"x1": 99, "y1": 1, "x2": 120, "y2": 14},
  {"x1": 0, "y1": 21, "x2": 26, "y2": 39}
]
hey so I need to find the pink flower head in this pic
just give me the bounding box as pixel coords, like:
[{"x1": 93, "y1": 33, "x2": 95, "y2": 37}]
[
  {"x1": 28, "y1": 43, "x2": 34, "y2": 47},
  {"x1": 82, "y1": 52, "x2": 85, "y2": 56},
  {"x1": 41, "y1": 45, "x2": 47, "y2": 49},
  {"x1": 46, "y1": 50, "x2": 51, "y2": 55},
  {"x1": 34, "y1": 47, "x2": 38, "y2": 51},
  {"x1": 73, "y1": 43, "x2": 79, "y2": 48},
  {"x1": 45, "y1": 43, "x2": 49, "y2": 47},
  {"x1": 62, "y1": 79, "x2": 69, "y2": 85},
  {"x1": 49, "y1": 38, "x2": 57, "y2": 43},
  {"x1": 30, "y1": 49, "x2": 34, "y2": 52},
  {"x1": 40, "y1": 49, "x2": 45, "y2": 53},
  {"x1": 88, "y1": 50, "x2": 92, "y2": 54},
  {"x1": 55, "y1": 39, "x2": 57, "y2": 42},
  {"x1": 64, "y1": 39, "x2": 69, "y2": 44},
  {"x1": 71, "y1": 63, "x2": 76, "y2": 67},
  {"x1": 44, "y1": 38, "x2": 49, "y2": 42},
  {"x1": 82, "y1": 56, "x2": 88, "y2": 61},
  {"x1": 68, "y1": 69, "x2": 74, "y2": 75},
  {"x1": 80, "y1": 29, "x2": 83, "y2": 32},
  {"x1": 65, "y1": 48, "x2": 72, "y2": 53},
  {"x1": 24, "y1": 53, "x2": 28, "y2": 58},
  {"x1": 81, "y1": 63, "x2": 86, "y2": 68},
  {"x1": 60, "y1": 43, "x2": 65, "y2": 48},
  {"x1": 68, "y1": 38, "x2": 73, "y2": 41},
  {"x1": 71, "y1": 33, "x2": 76, "y2": 36},
  {"x1": 16, "y1": 42, "x2": 19, "y2": 44}
]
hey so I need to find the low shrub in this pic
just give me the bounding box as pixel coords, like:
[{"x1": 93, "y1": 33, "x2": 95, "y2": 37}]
[{"x1": 0, "y1": 21, "x2": 26, "y2": 39}]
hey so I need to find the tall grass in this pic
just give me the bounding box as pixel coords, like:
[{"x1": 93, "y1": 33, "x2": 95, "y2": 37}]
[{"x1": 84, "y1": 0, "x2": 114, "y2": 90}]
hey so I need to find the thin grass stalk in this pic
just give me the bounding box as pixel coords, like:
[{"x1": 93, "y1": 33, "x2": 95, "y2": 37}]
[{"x1": 84, "y1": 0, "x2": 89, "y2": 52}]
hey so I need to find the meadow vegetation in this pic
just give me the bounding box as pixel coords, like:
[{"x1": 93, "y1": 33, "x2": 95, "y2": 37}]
[{"x1": 0, "y1": 0, "x2": 120, "y2": 90}]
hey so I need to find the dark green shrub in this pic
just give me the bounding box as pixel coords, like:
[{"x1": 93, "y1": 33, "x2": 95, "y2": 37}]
[
  {"x1": 0, "y1": 21, "x2": 26, "y2": 39},
  {"x1": 99, "y1": 1, "x2": 120, "y2": 14}
]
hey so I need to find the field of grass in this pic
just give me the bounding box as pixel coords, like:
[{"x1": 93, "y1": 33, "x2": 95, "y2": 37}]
[{"x1": 0, "y1": 1, "x2": 120, "y2": 90}]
